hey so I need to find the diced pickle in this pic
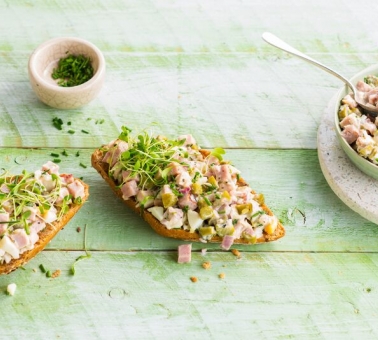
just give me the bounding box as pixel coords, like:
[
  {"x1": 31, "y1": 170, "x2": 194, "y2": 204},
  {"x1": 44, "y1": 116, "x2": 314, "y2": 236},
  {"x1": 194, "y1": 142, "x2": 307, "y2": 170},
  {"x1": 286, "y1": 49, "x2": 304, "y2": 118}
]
[
  {"x1": 199, "y1": 206, "x2": 213, "y2": 220},
  {"x1": 208, "y1": 176, "x2": 218, "y2": 188},
  {"x1": 162, "y1": 193, "x2": 178, "y2": 208},
  {"x1": 338, "y1": 104, "x2": 351, "y2": 120},
  {"x1": 191, "y1": 182, "x2": 203, "y2": 195},
  {"x1": 215, "y1": 224, "x2": 234, "y2": 237},
  {"x1": 255, "y1": 193, "x2": 265, "y2": 205},
  {"x1": 222, "y1": 191, "x2": 231, "y2": 200},
  {"x1": 242, "y1": 233, "x2": 257, "y2": 244},
  {"x1": 197, "y1": 197, "x2": 207, "y2": 209},
  {"x1": 236, "y1": 203, "x2": 252, "y2": 215},
  {"x1": 199, "y1": 226, "x2": 216, "y2": 237}
]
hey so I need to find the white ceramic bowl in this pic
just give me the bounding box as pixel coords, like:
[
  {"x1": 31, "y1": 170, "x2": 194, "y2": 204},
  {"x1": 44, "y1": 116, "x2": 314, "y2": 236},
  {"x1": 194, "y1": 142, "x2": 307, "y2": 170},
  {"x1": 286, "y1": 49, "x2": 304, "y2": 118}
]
[
  {"x1": 28, "y1": 37, "x2": 106, "y2": 109},
  {"x1": 334, "y1": 64, "x2": 378, "y2": 180}
]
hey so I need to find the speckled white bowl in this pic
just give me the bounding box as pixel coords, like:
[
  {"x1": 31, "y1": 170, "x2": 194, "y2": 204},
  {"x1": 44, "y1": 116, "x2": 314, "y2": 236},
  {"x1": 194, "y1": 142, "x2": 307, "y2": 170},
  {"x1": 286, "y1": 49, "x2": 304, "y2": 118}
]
[
  {"x1": 334, "y1": 64, "x2": 378, "y2": 180},
  {"x1": 28, "y1": 37, "x2": 105, "y2": 109}
]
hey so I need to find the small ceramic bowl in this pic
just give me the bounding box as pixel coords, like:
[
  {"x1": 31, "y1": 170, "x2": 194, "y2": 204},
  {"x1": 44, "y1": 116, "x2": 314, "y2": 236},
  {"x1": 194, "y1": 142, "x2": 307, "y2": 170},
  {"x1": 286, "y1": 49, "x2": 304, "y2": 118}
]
[
  {"x1": 334, "y1": 64, "x2": 378, "y2": 180},
  {"x1": 28, "y1": 37, "x2": 106, "y2": 109}
]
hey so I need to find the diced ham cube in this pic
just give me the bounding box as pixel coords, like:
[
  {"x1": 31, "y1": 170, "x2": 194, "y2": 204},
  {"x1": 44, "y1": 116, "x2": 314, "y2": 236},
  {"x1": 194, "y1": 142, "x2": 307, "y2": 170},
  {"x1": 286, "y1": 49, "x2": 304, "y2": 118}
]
[
  {"x1": 178, "y1": 134, "x2": 196, "y2": 146},
  {"x1": 121, "y1": 180, "x2": 138, "y2": 200},
  {"x1": 356, "y1": 80, "x2": 372, "y2": 92},
  {"x1": 340, "y1": 114, "x2": 358, "y2": 129},
  {"x1": 341, "y1": 124, "x2": 360, "y2": 144},
  {"x1": 67, "y1": 180, "x2": 85, "y2": 199},
  {"x1": 60, "y1": 173, "x2": 74, "y2": 185},
  {"x1": 0, "y1": 212, "x2": 9, "y2": 234},
  {"x1": 178, "y1": 192, "x2": 197, "y2": 211},
  {"x1": 177, "y1": 244, "x2": 192, "y2": 263},
  {"x1": 221, "y1": 235, "x2": 234, "y2": 250},
  {"x1": 42, "y1": 161, "x2": 60, "y2": 175},
  {"x1": 341, "y1": 94, "x2": 357, "y2": 108},
  {"x1": 10, "y1": 229, "x2": 30, "y2": 249}
]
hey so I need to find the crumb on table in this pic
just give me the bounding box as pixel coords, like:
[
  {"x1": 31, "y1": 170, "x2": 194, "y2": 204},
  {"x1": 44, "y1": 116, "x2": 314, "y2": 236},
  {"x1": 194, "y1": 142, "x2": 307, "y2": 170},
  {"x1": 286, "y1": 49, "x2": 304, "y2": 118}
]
[
  {"x1": 219, "y1": 273, "x2": 225, "y2": 279},
  {"x1": 190, "y1": 276, "x2": 198, "y2": 283},
  {"x1": 202, "y1": 261, "x2": 211, "y2": 270},
  {"x1": 51, "y1": 270, "x2": 61, "y2": 278},
  {"x1": 231, "y1": 249, "x2": 241, "y2": 257}
]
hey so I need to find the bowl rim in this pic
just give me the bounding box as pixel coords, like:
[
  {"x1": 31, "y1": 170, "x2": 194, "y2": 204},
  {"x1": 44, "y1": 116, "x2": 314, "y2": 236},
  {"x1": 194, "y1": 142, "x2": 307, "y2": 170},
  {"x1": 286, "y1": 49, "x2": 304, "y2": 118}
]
[
  {"x1": 334, "y1": 63, "x2": 378, "y2": 175},
  {"x1": 28, "y1": 36, "x2": 106, "y2": 92}
]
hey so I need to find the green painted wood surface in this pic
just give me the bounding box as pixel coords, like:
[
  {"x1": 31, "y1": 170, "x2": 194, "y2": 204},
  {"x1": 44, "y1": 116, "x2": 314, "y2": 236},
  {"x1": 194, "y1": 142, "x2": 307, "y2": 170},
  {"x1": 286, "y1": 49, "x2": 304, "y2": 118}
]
[{"x1": 1, "y1": 0, "x2": 378, "y2": 338}]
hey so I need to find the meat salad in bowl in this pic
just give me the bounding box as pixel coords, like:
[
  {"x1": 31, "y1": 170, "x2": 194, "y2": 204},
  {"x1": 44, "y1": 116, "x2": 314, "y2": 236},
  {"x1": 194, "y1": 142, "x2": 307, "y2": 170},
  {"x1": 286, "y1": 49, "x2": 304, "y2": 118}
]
[{"x1": 335, "y1": 65, "x2": 378, "y2": 180}]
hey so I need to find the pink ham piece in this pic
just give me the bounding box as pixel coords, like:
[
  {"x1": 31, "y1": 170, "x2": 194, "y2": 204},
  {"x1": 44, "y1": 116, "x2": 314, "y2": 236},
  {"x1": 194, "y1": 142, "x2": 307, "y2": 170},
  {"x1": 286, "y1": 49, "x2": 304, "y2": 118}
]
[
  {"x1": 177, "y1": 244, "x2": 192, "y2": 263},
  {"x1": 341, "y1": 124, "x2": 360, "y2": 144},
  {"x1": 221, "y1": 235, "x2": 234, "y2": 250},
  {"x1": 121, "y1": 180, "x2": 138, "y2": 200},
  {"x1": 356, "y1": 80, "x2": 372, "y2": 92},
  {"x1": 10, "y1": 229, "x2": 30, "y2": 249},
  {"x1": 67, "y1": 180, "x2": 85, "y2": 199},
  {"x1": 42, "y1": 161, "x2": 60, "y2": 175}
]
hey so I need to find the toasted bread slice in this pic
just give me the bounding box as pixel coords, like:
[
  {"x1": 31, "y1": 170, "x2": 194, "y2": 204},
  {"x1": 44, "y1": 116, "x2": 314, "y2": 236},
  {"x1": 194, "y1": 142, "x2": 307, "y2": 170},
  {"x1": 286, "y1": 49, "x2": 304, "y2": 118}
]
[
  {"x1": 0, "y1": 178, "x2": 89, "y2": 275},
  {"x1": 91, "y1": 147, "x2": 285, "y2": 245}
]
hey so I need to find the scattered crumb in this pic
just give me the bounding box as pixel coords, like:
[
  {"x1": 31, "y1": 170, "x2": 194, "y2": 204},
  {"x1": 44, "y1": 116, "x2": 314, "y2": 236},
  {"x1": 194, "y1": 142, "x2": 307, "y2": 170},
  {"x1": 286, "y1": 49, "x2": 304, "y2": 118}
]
[
  {"x1": 51, "y1": 270, "x2": 61, "y2": 279},
  {"x1": 76, "y1": 227, "x2": 81, "y2": 233},
  {"x1": 7, "y1": 283, "x2": 17, "y2": 296},
  {"x1": 33, "y1": 268, "x2": 37, "y2": 273},
  {"x1": 219, "y1": 273, "x2": 225, "y2": 279},
  {"x1": 231, "y1": 249, "x2": 241, "y2": 257},
  {"x1": 190, "y1": 276, "x2": 198, "y2": 283},
  {"x1": 201, "y1": 248, "x2": 207, "y2": 256},
  {"x1": 202, "y1": 261, "x2": 211, "y2": 270}
]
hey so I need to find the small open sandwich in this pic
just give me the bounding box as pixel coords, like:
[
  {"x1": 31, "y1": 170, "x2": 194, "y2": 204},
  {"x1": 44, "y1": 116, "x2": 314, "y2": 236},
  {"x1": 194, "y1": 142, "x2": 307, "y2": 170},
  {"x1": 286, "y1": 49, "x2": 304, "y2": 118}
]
[
  {"x1": 91, "y1": 126, "x2": 285, "y2": 249},
  {"x1": 0, "y1": 161, "x2": 89, "y2": 274}
]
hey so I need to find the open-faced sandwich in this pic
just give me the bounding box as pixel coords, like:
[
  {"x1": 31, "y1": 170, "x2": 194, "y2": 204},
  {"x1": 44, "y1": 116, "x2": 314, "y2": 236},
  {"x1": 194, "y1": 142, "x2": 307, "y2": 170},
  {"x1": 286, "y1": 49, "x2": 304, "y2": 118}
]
[
  {"x1": 0, "y1": 161, "x2": 89, "y2": 274},
  {"x1": 91, "y1": 127, "x2": 285, "y2": 249}
]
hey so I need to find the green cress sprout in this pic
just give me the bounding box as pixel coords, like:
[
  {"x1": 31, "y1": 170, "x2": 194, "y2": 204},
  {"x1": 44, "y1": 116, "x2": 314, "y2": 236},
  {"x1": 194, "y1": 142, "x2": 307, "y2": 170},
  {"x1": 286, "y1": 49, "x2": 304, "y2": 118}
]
[
  {"x1": 116, "y1": 126, "x2": 187, "y2": 190},
  {"x1": 52, "y1": 53, "x2": 94, "y2": 87}
]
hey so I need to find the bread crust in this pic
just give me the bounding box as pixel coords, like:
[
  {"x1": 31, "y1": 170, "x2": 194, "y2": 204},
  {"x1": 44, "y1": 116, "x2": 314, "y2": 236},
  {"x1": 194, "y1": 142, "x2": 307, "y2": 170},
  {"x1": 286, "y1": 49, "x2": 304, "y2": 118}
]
[
  {"x1": 0, "y1": 178, "x2": 89, "y2": 275},
  {"x1": 91, "y1": 148, "x2": 285, "y2": 245}
]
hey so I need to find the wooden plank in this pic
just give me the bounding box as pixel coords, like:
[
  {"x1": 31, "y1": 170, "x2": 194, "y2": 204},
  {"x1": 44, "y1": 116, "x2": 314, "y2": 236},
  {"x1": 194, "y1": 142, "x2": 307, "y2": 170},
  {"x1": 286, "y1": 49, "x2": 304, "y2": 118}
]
[
  {"x1": 1, "y1": 147, "x2": 378, "y2": 253},
  {"x1": 1, "y1": 52, "x2": 377, "y2": 149},
  {"x1": 1, "y1": 250, "x2": 378, "y2": 339}
]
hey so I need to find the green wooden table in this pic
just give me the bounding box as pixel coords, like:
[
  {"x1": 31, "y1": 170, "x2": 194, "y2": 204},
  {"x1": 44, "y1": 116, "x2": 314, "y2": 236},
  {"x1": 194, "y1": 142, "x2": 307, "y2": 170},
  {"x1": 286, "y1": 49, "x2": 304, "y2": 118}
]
[{"x1": 2, "y1": 1, "x2": 378, "y2": 339}]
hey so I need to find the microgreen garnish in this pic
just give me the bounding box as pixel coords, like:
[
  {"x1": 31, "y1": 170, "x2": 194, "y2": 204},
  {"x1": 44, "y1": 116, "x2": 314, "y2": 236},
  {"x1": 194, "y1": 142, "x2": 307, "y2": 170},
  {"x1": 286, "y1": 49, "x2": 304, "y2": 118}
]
[
  {"x1": 71, "y1": 224, "x2": 91, "y2": 275},
  {"x1": 116, "y1": 126, "x2": 187, "y2": 190},
  {"x1": 211, "y1": 147, "x2": 225, "y2": 161},
  {"x1": 52, "y1": 54, "x2": 94, "y2": 87}
]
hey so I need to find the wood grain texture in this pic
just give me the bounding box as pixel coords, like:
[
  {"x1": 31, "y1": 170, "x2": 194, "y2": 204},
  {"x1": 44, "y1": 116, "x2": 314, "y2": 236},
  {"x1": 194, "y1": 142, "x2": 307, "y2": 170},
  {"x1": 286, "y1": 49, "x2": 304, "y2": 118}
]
[
  {"x1": 1, "y1": 147, "x2": 377, "y2": 253},
  {"x1": 1, "y1": 250, "x2": 378, "y2": 339},
  {"x1": 2, "y1": 0, "x2": 378, "y2": 338}
]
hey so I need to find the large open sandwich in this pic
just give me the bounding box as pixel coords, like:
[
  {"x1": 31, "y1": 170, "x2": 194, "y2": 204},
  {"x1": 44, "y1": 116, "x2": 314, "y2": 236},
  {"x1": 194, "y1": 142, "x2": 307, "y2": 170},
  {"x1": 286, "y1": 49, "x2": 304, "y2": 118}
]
[{"x1": 91, "y1": 126, "x2": 285, "y2": 250}]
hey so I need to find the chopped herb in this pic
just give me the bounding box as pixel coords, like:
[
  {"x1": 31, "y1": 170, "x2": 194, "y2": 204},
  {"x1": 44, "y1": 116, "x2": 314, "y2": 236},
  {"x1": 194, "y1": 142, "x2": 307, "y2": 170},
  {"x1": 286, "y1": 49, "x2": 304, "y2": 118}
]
[
  {"x1": 67, "y1": 121, "x2": 72, "y2": 126},
  {"x1": 39, "y1": 264, "x2": 47, "y2": 273},
  {"x1": 203, "y1": 196, "x2": 212, "y2": 206},
  {"x1": 46, "y1": 270, "x2": 52, "y2": 278},
  {"x1": 81, "y1": 130, "x2": 89, "y2": 134},
  {"x1": 79, "y1": 162, "x2": 87, "y2": 169},
  {"x1": 53, "y1": 158, "x2": 61, "y2": 163},
  {"x1": 50, "y1": 153, "x2": 60, "y2": 158},
  {"x1": 95, "y1": 119, "x2": 105, "y2": 124},
  {"x1": 52, "y1": 54, "x2": 94, "y2": 87},
  {"x1": 52, "y1": 117, "x2": 63, "y2": 130},
  {"x1": 68, "y1": 130, "x2": 75, "y2": 134},
  {"x1": 76, "y1": 151, "x2": 80, "y2": 157},
  {"x1": 62, "y1": 150, "x2": 68, "y2": 156}
]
